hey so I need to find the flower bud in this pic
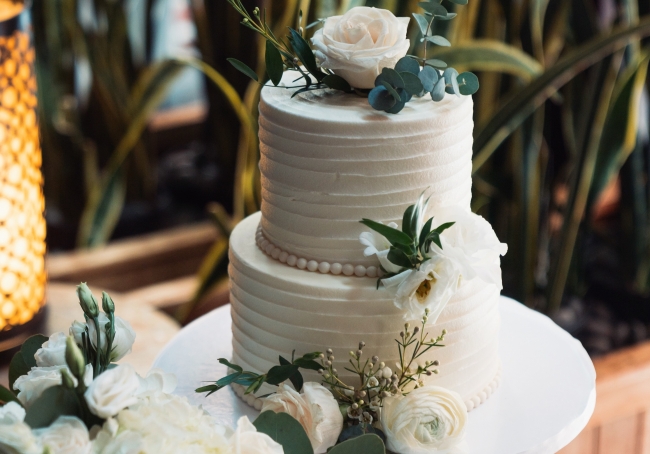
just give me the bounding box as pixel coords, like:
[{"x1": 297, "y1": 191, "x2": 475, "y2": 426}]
[
  {"x1": 400, "y1": 331, "x2": 404, "y2": 338},
  {"x1": 358, "y1": 341, "x2": 365, "y2": 349},
  {"x1": 332, "y1": 369, "x2": 338, "y2": 374},
  {"x1": 442, "y1": 329, "x2": 447, "y2": 335},
  {"x1": 359, "y1": 390, "x2": 366, "y2": 397},
  {"x1": 326, "y1": 348, "x2": 333, "y2": 355},
  {"x1": 433, "y1": 360, "x2": 439, "y2": 366},
  {"x1": 61, "y1": 368, "x2": 76, "y2": 389},
  {"x1": 328, "y1": 355, "x2": 335, "y2": 361},
  {"x1": 425, "y1": 308, "x2": 430, "y2": 315},
  {"x1": 318, "y1": 369, "x2": 324, "y2": 374},
  {"x1": 426, "y1": 370, "x2": 433, "y2": 376},
  {"x1": 325, "y1": 360, "x2": 332, "y2": 367},
  {"x1": 101, "y1": 292, "x2": 115, "y2": 314},
  {"x1": 351, "y1": 403, "x2": 358, "y2": 410},
  {"x1": 379, "y1": 362, "x2": 385, "y2": 369},
  {"x1": 356, "y1": 349, "x2": 363, "y2": 358},
  {"x1": 349, "y1": 350, "x2": 356, "y2": 358},
  {"x1": 371, "y1": 355, "x2": 379, "y2": 364},
  {"x1": 405, "y1": 323, "x2": 410, "y2": 330},
  {"x1": 77, "y1": 283, "x2": 99, "y2": 318},
  {"x1": 413, "y1": 327, "x2": 420, "y2": 334},
  {"x1": 319, "y1": 353, "x2": 325, "y2": 359},
  {"x1": 65, "y1": 336, "x2": 86, "y2": 379}
]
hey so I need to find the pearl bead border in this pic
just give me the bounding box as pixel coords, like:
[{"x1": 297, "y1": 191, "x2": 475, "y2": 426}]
[
  {"x1": 255, "y1": 224, "x2": 381, "y2": 278},
  {"x1": 231, "y1": 363, "x2": 502, "y2": 413}
]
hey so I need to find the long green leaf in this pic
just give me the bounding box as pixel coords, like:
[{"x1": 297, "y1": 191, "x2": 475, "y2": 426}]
[{"x1": 473, "y1": 17, "x2": 650, "y2": 174}]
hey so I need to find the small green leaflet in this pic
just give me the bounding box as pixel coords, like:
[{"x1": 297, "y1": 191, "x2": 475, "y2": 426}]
[{"x1": 227, "y1": 58, "x2": 258, "y2": 82}]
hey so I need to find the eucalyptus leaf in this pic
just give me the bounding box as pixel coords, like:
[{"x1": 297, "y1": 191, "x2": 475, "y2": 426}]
[
  {"x1": 443, "y1": 68, "x2": 460, "y2": 95},
  {"x1": 360, "y1": 219, "x2": 413, "y2": 245},
  {"x1": 379, "y1": 68, "x2": 405, "y2": 89},
  {"x1": 0, "y1": 385, "x2": 20, "y2": 405},
  {"x1": 24, "y1": 386, "x2": 81, "y2": 429},
  {"x1": 227, "y1": 58, "x2": 259, "y2": 82},
  {"x1": 254, "y1": 412, "x2": 315, "y2": 454},
  {"x1": 431, "y1": 77, "x2": 446, "y2": 101},
  {"x1": 446, "y1": 0, "x2": 468, "y2": 4},
  {"x1": 426, "y1": 59, "x2": 447, "y2": 68},
  {"x1": 337, "y1": 424, "x2": 387, "y2": 443},
  {"x1": 418, "y1": 66, "x2": 438, "y2": 93},
  {"x1": 329, "y1": 434, "x2": 385, "y2": 454},
  {"x1": 323, "y1": 74, "x2": 352, "y2": 92},
  {"x1": 388, "y1": 247, "x2": 413, "y2": 268},
  {"x1": 436, "y1": 12, "x2": 457, "y2": 20},
  {"x1": 288, "y1": 28, "x2": 326, "y2": 81},
  {"x1": 395, "y1": 56, "x2": 421, "y2": 75},
  {"x1": 401, "y1": 72, "x2": 425, "y2": 96},
  {"x1": 385, "y1": 88, "x2": 410, "y2": 114},
  {"x1": 368, "y1": 86, "x2": 397, "y2": 111},
  {"x1": 419, "y1": 2, "x2": 447, "y2": 16},
  {"x1": 413, "y1": 13, "x2": 430, "y2": 36},
  {"x1": 218, "y1": 358, "x2": 243, "y2": 373},
  {"x1": 426, "y1": 35, "x2": 451, "y2": 47},
  {"x1": 381, "y1": 81, "x2": 402, "y2": 103},
  {"x1": 265, "y1": 41, "x2": 284, "y2": 86},
  {"x1": 457, "y1": 72, "x2": 479, "y2": 95}
]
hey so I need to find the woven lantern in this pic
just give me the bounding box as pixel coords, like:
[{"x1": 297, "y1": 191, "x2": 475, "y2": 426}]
[{"x1": 0, "y1": 1, "x2": 46, "y2": 351}]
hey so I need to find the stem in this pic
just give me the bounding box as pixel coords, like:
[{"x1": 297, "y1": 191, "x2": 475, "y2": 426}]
[{"x1": 92, "y1": 316, "x2": 101, "y2": 375}]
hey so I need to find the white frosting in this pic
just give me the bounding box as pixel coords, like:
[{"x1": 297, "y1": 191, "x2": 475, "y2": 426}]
[
  {"x1": 258, "y1": 71, "x2": 474, "y2": 265},
  {"x1": 230, "y1": 213, "x2": 501, "y2": 406}
]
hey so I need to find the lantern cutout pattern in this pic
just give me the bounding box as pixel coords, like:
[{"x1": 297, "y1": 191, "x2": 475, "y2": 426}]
[{"x1": 0, "y1": 27, "x2": 46, "y2": 332}]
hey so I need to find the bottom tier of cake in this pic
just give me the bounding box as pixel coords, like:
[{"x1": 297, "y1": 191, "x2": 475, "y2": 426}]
[{"x1": 229, "y1": 212, "x2": 502, "y2": 411}]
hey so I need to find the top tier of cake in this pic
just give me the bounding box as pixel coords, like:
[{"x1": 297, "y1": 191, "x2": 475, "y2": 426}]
[{"x1": 258, "y1": 72, "x2": 474, "y2": 266}]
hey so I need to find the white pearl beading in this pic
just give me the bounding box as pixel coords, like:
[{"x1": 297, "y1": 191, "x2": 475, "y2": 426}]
[
  {"x1": 231, "y1": 363, "x2": 501, "y2": 413},
  {"x1": 255, "y1": 224, "x2": 381, "y2": 278}
]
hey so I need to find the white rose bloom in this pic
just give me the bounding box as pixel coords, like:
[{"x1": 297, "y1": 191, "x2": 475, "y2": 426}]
[
  {"x1": 85, "y1": 364, "x2": 140, "y2": 418},
  {"x1": 87, "y1": 314, "x2": 136, "y2": 362},
  {"x1": 34, "y1": 416, "x2": 91, "y2": 454},
  {"x1": 35, "y1": 332, "x2": 68, "y2": 367},
  {"x1": 136, "y1": 369, "x2": 178, "y2": 396},
  {"x1": 229, "y1": 416, "x2": 284, "y2": 454},
  {"x1": 381, "y1": 386, "x2": 468, "y2": 454},
  {"x1": 382, "y1": 254, "x2": 461, "y2": 322},
  {"x1": 261, "y1": 382, "x2": 343, "y2": 453},
  {"x1": 14, "y1": 366, "x2": 68, "y2": 408},
  {"x1": 311, "y1": 7, "x2": 410, "y2": 88},
  {"x1": 0, "y1": 402, "x2": 41, "y2": 454},
  {"x1": 430, "y1": 206, "x2": 508, "y2": 288}
]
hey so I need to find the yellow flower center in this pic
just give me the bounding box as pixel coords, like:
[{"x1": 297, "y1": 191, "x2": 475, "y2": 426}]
[{"x1": 415, "y1": 274, "x2": 435, "y2": 303}]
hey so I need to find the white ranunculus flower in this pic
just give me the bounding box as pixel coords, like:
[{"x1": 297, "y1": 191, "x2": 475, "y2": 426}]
[
  {"x1": 13, "y1": 366, "x2": 67, "y2": 408},
  {"x1": 0, "y1": 402, "x2": 41, "y2": 454},
  {"x1": 429, "y1": 206, "x2": 508, "y2": 288},
  {"x1": 136, "y1": 369, "x2": 178, "y2": 396},
  {"x1": 311, "y1": 7, "x2": 410, "y2": 88},
  {"x1": 261, "y1": 382, "x2": 343, "y2": 453},
  {"x1": 382, "y1": 254, "x2": 461, "y2": 322},
  {"x1": 35, "y1": 416, "x2": 91, "y2": 454},
  {"x1": 35, "y1": 332, "x2": 68, "y2": 367},
  {"x1": 91, "y1": 428, "x2": 143, "y2": 454},
  {"x1": 381, "y1": 386, "x2": 468, "y2": 454},
  {"x1": 85, "y1": 364, "x2": 140, "y2": 418},
  {"x1": 229, "y1": 416, "x2": 284, "y2": 454},
  {"x1": 87, "y1": 313, "x2": 136, "y2": 362}
]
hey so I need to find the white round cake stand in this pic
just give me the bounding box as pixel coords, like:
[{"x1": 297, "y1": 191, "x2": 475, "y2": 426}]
[{"x1": 153, "y1": 296, "x2": 596, "y2": 454}]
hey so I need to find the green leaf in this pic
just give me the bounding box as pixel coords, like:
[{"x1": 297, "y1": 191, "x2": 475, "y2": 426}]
[
  {"x1": 378, "y1": 68, "x2": 405, "y2": 89},
  {"x1": 426, "y1": 59, "x2": 447, "y2": 68},
  {"x1": 385, "y1": 89, "x2": 410, "y2": 114},
  {"x1": 443, "y1": 68, "x2": 460, "y2": 95},
  {"x1": 419, "y1": 2, "x2": 447, "y2": 16},
  {"x1": 382, "y1": 82, "x2": 402, "y2": 103},
  {"x1": 433, "y1": 221, "x2": 456, "y2": 234},
  {"x1": 227, "y1": 58, "x2": 259, "y2": 82},
  {"x1": 419, "y1": 217, "x2": 434, "y2": 251},
  {"x1": 431, "y1": 78, "x2": 446, "y2": 101},
  {"x1": 9, "y1": 352, "x2": 29, "y2": 393},
  {"x1": 413, "y1": 13, "x2": 430, "y2": 36},
  {"x1": 425, "y1": 35, "x2": 451, "y2": 47},
  {"x1": 216, "y1": 372, "x2": 243, "y2": 387},
  {"x1": 21, "y1": 334, "x2": 48, "y2": 369},
  {"x1": 401, "y1": 72, "x2": 425, "y2": 96},
  {"x1": 368, "y1": 86, "x2": 396, "y2": 111},
  {"x1": 288, "y1": 28, "x2": 325, "y2": 81},
  {"x1": 254, "y1": 412, "x2": 315, "y2": 454},
  {"x1": 323, "y1": 74, "x2": 352, "y2": 92},
  {"x1": 402, "y1": 204, "x2": 416, "y2": 238},
  {"x1": 218, "y1": 358, "x2": 243, "y2": 373},
  {"x1": 297, "y1": 352, "x2": 322, "y2": 361},
  {"x1": 266, "y1": 364, "x2": 300, "y2": 385},
  {"x1": 329, "y1": 434, "x2": 385, "y2": 454},
  {"x1": 395, "y1": 56, "x2": 420, "y2": 75},
  {"x1": 293, "y1": 358, "x2": 322, "y2": 371},
  {"x1": 24, "y1": 386, "x2": 82, "y2": 429},
  {"x1": 446, "y1": 0, "x2": 468, "y2": 4},
  {"x1": 288, "y1": 371, "x2": 304, "y2": 392},
  {"x1": 265, "y1": 41, "x2": 284, "y2": 86},
  {"x1": 457, "y1": 72, "x2": 479, "y2": 95},
  {"x1": 0, "y1": 385, "x2": 20, "y2": 405},
  {"x1": 360, "y1": 219, "x2": 413, "y2": 246},
  {"x1": 388, "y1": 247, "x2": 413, "y2": 268},
  {"x1": 245, "y1": 375, "x2": 266, "y2": 394},
  {"x1": 418, "y1": 66, "x2": 439, "y2": 93}
]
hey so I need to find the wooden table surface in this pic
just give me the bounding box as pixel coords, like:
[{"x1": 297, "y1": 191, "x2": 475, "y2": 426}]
[{"x1": 0, "y1": 282, "x2": 181, "y2": 388}]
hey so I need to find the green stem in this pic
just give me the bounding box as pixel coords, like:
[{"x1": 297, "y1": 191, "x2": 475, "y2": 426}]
[{"x1": 92, "y1": 316, "x2": 101, "y2": 375}]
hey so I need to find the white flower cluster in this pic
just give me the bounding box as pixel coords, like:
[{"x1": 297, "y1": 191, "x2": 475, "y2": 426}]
[{"x1": 361, "y1": 205, "x2": 508, "y2": 321}]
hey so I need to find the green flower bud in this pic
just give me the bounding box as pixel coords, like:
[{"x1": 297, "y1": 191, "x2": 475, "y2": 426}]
[
  {"x1": 77, "y1": 283, "x2": 99, "y2": 318},
  {"x1": 65, "y1": 336, "x2": 86, "y2": 379},
  {"x1": 101, "y1": 292, "x2": 115, "y2": 314},
  {"x1": 60, "y1": 368, "x2": 76, "y2": 389}
]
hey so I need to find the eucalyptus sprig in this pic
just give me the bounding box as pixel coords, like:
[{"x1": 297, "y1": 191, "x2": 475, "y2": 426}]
[{"x1": 360, "y1": 192, "x2": 455, "y2": 286}]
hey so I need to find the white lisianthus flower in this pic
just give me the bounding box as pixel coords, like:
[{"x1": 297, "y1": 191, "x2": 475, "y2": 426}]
[
  {"x1": 261, "y1": 382, "x2": 343, "y2": 453},
  {"x1": 311, "y1": 7, "x2": 410, "y2": 89},
  {"x1": 229, "y1": 416, "x2": 284, "y2": 454},
  {"x1": 381, "y1": 386, "x2": 468, "y2": 454},
  {"x1": 86, "y1": 313, "x2": 136, "y2": 362},
  {"x1": 35, "y1": 332, "x2": 68, "y2": 367},
  {"x1": 13, "y1": 366, "x2": 67, "y2": 408},
  {"x1": 85, "y1": 364, "x2": 140, "y2": 418},
  {"x1": 34, "y1": 416, "x2": 91, "y2": 454},
  {"x1": 382, "y1": 254, "x2": 461, "y2": 322},
  {"x1": 429, "y1": 206, "x2": 508, "y2": 288},
  {"x1": 69, "y1": 321, "x2": 86, "y2": 346},
  {"x1": 0, "y1": 402, "x2": 41, "y2": 454},
  {"x1": 136, "y1": 369, "x2": 178, "y2": 396},
  {"x1": 360, "y1": 221, "x2": 402, "y2": 274}
]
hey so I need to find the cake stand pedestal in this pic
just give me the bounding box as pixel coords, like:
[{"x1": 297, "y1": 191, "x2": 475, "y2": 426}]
[{"x1": 153, "y1": 296, "x2": 596, "y2": 454}]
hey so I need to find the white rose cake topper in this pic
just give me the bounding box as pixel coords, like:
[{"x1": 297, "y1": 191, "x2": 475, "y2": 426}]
[
  {"x1": 224, "y1": 0, "x2": 480, "y2": 114},
  {"x1": 311, "y1": 7, "x2": 410, "y2": 89}
]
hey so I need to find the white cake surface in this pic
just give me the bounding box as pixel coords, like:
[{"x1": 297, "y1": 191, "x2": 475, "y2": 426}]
[
  {"x1": 259, "y1": 71, "x2": 474, "y2": 265},
  {"x1": 230, "y1": 212, "x2": 501, "y2": 410}
]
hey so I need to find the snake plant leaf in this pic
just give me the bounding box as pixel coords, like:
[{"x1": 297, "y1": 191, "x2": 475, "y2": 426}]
[
  {"x1": 413, "y1": 13, "x2": 430, "y2": 36},
  {"x1": 429, "y1": 40, "x2": 543, "y2": 81},
  {"x1": 473, "y1": 17, "x2": 650, "y2": 173},
  {"x1": 425, "y1": 35, "x2": 451, "y2": 47},
  {"x1": 395, "y1": 56, "x2": 421, "y2": 75},
  {"x1": 368, "y1": 86, "x2": 397, "y2": 111},
  {"x1": 227, "y1": 58, "x2": 259, "y2": 82},
  {"x1": 265, "y1": 41, "x2": 284, "y2": 86},
  {"x1": 457, "y1": 72, "x2": 479, "y2": 95}
]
